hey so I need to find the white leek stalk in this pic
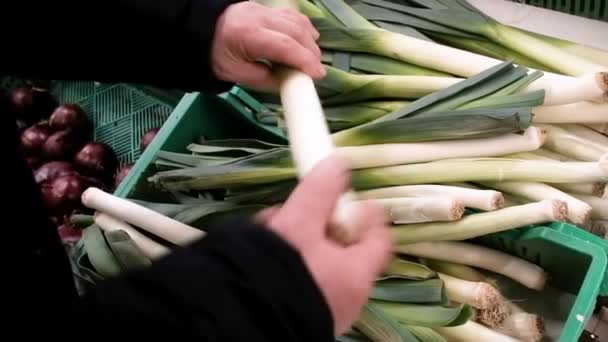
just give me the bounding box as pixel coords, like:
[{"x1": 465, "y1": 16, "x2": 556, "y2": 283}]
[
  {"x1": 570, "y1": 194, "x2": 608, "y2": 220},
  {"x1": 438, "y1": 272, "x2": 502, "y2": 309},
  {"x1": 479, "y1": 181, "x2": 592, "y2": 226},
  {"x1": 391, "y1": 200, "x2": 567, "y2": 245},
  {"x1": 337, "y1": 127, "x2": 546, "y2": 169},
  {"x1": 358, "y1": 184, "x2": 504, "y2": 211},
  {"x1": 553, "y1": 183, "x2": 606, "y2": 197},
  {"x1": 559, "y1": 124, "x2": 608, "y2": 150},
  {"x1": 81, "y1": 188, "x2": 205, "y2": 246},
  {"x1": 538, "y1": 124, "x2": 607, "y2": 161},
  {"x1": 523, "y1": 72, "x2": 608, "y2": 106},
  {"x1": 498, "y1": 313, "x2": 545, "y2": 342},
  {"x1": 395, "y1": 241, "x2": 548, "y2": 290},
  {"x1": 584, "y1": 123, "x2": 608, "y2": 136},
  {"x1": 435, "y1": 321, "x2": 519, "y2": 342},
  {"x1": 532, "y1": 102, "x2": 608, "y2": 123},
  {"x1": 373, "y1": 197, "x2": 464, "y2": 223},
  {"x1": 94, "y1": 213, "x2": 171, "y2": 260}
]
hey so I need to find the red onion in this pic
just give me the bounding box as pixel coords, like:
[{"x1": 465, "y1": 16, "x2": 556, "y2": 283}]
[
  {"x1": 20, "y1": 123, "x2": 52, "y2": 155},
  {"x1": 9, "y1": 86, "x2": 57, "y2": 122},
  {"x1": 114, "y1": 163, "x2": 134, "y2": 188},
  {"x1": 43, "y1": 129, "x2": 81, "y2": 160},
  {"x1": 34, "y1": 161, "x2": 77, "y2": 184},
  {"x1": 74, "y1": 142, "x2": 117, "y2": 180},
  {"x1": 49, "y1": 104, "x2": 90, "y2": 133},
  {"x1": 140, "y1": 127, "x2": 160, "y2": 152},
  {"x1": 41, "y1": 174, "x2": 90, "y2": 217}
]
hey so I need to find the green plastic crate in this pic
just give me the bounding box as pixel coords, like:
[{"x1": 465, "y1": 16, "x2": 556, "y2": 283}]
[
  {"x1": 1, "y1": 78, "x2": 183, "y2": 165},
  {"x1": 518, "y1": 0, "x2": 608, "y2": 22},
  {"x1": 115, "y1": 89, "x2": 608, "y2": 341}
]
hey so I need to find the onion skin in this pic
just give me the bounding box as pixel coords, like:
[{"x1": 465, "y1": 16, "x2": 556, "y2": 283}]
[
  {"x1": 34, "y1": 161, "x2": 77, "y2": 184},
  {"x1": 49, "y1": 104, "x2": 90, "y2": 134},
  {"x1": 140, "y1": 128, "x2": 160, "y2": 152},
  {"x1": 114, "y1": 163, "x2": 134, "y2": 188},
  {"x1": 9, "y1": 87, "x2": 57, "y2": 123},
  {"x1": 74, "y1": 142, "x2": 118, "y2": 181},
  {"x1": 41, "y1": 174, "x2": 90, "y2": 217},
  {"x1": 43, "y1": 129, "x2": 82, "y2": 160},
  {"x1": 20, "y1": 123, "x2": 52, "y2": 155}
]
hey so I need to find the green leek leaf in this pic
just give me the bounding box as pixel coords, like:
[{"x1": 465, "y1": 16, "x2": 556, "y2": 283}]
[
  {"x1": 372, "y1": 279, "x2": 444, "y2": 304},
  {"x1": 82, "y1": 225, "x2": 122, "y2": 279},
  {"x1": 372, "y1": 300, "x2": 474, "y2": 327},
  {"x1": 380, "y1": 258, "x2": 437, "y2": 280},
  {"x1": 105, "y1": 229, "x2": 152, "y2": 271},
  {"x1": 356, "y1": 303, "x2": 421, "y2": 341}
]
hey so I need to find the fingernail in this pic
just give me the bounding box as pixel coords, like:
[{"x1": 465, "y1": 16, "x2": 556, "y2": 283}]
[{"x1": 317, "y1": 65, "x2": 326, "y2": 78}]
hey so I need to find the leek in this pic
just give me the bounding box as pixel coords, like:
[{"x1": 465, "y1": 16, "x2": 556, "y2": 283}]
[
  {"x1": 438, "y1": 272, "x2": 502, "y2": 310},
  {"x1": 94, "y1": 213, "x2": 171, "y2": 260},
  {"x1": 381, "y1": 258, "x2": 437, "y2": 280},
  {"x1": 584, "y1": 123, "x2": 608, "y2": 136},
  {"x1": 395, "y1": 241, "x2": 548, "y2": 290},
  {"x1": 532, "y1": 102, "x2": 608, "y2": 124},
  {"x1": 81, "y1": 188, "x2": 205, "y2": 246},
  {"x1": 350, "y1": 0, "x2": 605, "y2": 76},
  {"x1": 558, "y1": 124, "x2": 608, "y2": 150},
  {"x1": 357, "y1": 184, "x2": 504, "y2": 211},
  {"x1": 421, "y1": 259, "x2": 489, "y2": 284},
  {"x1": 498, "y1": 312, "x2": 545, "y2": 342},
  {"x1": 479, "y1": 181, "x2": 592, "y2": 226},
  {"x1": 336, "y1": 126, "x2": 546, "y2": 168},
  {"x1": 371, "y1": 278, "x2": 444, "y2": 304},
  {"x1": 538, "y1": 123, "x2": 607, "y2": 162},
  {"x1": 570, "y1": 194, "x2": 608, "y2": 221},
  {"x1": 355, "y1": 303, "x2": 420, "y2": 341},
  {"x1": 322, "y1": 50, "x2": 450, "y2": 76},
  {"x1": 353, "y1": 157, "x2": 608, "y2": 189},
  {"x1": 390, "y1": 200, "x2": 567, "y2": 245},
  {"x1": 436, "y1": 321, "x2": 519, "y2": 342},
  {"x1": 371, "y1": 300, "x2": 473, "y2": 327},
  {"x1": 374, "y1": 197, "x2": 465, "y2": 223},
  {"x1": 405, "y1": 325, "x2": 447, "y2": 342},
  {"x1": 312, "y1": 16, "x2": 606, "y2": 105},
  {"x1": 318, "y1": 65, "x2": 462, "y2": 104}
]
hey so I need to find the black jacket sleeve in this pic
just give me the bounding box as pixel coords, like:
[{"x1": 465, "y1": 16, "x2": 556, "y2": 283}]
[
  {"x1": 0, "y1": 0, "x2": 240, "y2": 93},
  {"x1": 70, "y1": 221, "x2": 335, "y2": 341}
]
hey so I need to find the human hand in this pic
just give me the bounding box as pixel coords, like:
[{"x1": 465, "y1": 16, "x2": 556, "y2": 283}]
[
  {"x1": 256, "y1": 155, "x2": 393, "y2": 335},
  {"x1": 211, "y1": 1, "x2": 326, "y2": 91}
]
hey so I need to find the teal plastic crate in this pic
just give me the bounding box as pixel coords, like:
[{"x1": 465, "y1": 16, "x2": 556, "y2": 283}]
[
  {"x1": 519, "y1": 0, "x2": 608, "y2": 22},
  {"x1": 115, "y1": 89, "x2": 608, "y2": 341},
  {"x1": 1, "y1": 78, "x2": 184, "y2": 165}
]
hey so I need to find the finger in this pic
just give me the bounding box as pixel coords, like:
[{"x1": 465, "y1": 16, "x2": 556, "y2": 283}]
[
  {"x1": 255, "y1": 206, "x2": 281, "y2": 224},
  {"x1": 275, "y1": 155, "x2": 351, "y2": 229},
  {"x1": 279, "y1": 8, "x2": 320, "y2": 40},
  {"x1": 229, "y1": 62, "x2": 279, "y2": 92},
  {"x1": 263, "y1": 15, "x2": 321, "y2": 59},
  {"x1": 244, "y1": 27, "x2": 326, "y2": 79},
  {"x1": 346, "y1": 202, "x2": 393, "y2": 279}
]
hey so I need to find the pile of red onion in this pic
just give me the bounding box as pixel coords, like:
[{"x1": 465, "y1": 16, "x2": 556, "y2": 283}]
[{"x1": 8, "y1": 83, "x2": 160, "y2": 244}]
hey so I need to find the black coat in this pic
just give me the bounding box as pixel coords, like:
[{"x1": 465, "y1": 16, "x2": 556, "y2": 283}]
[{"x1": 2, "y1": 1, "x2": 334, "y2": 340}]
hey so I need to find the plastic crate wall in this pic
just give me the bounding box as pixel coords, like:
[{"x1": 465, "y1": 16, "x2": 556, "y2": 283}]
[
  {"x1": 518, "y1": 0, "x2": 608, "y2": 22},
  {"x1": 1, "y1": 78, "x2": 180, "y2": 165}
]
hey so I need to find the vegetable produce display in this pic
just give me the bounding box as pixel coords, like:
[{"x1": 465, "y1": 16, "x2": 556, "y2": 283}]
[
  {"x1": 53, "y1": 0, "x2": 608, "y2": 340},
  {"x1": 5, "y1": 81, "x2": 160, "y2": 244}
]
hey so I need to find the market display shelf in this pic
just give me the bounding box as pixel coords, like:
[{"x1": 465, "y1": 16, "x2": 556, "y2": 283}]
[
  {"x1": 1, "y1": 78, "x2": 183, "y2": 165},
  {"x1": 520, "y1": 0, "x2": 608, "y2": 22},
  {"x1": 114, "y1": 90, "x2": 608, "y2": 342}
]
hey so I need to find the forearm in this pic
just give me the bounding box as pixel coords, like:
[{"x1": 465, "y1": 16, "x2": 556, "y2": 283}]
[
  {"x1": 67, "y1": 219, "x2": 334, "y2": 341},
  {"x1": 0, "y1": 0, "x2": 238, "y2": 92}
]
